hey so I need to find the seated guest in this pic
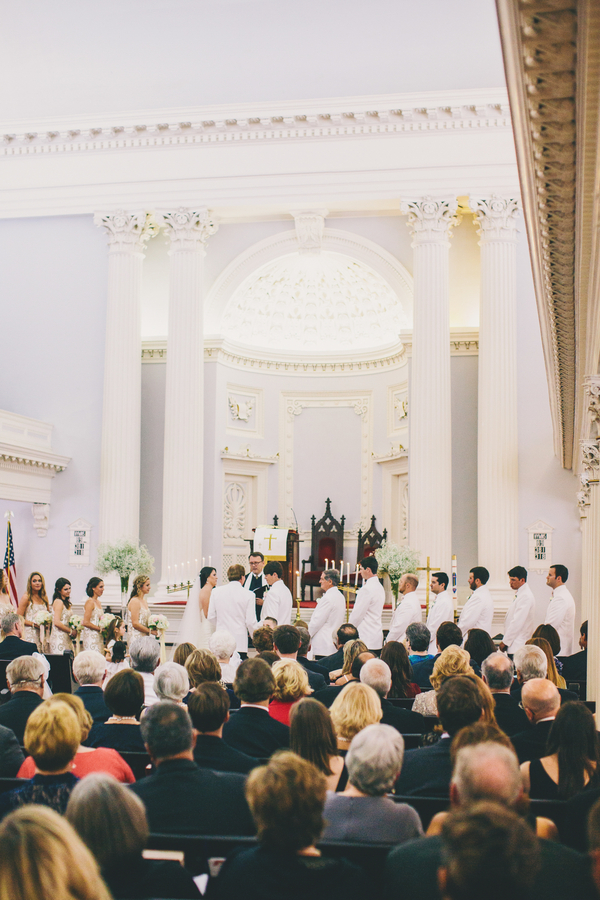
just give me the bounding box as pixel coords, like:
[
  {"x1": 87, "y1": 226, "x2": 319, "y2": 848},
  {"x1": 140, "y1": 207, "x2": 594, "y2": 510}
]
[
  {"x1": 251, "y1": 625, "x2": 274, "y2": 654},
  {"x1": 380, "y1": 640, "x2": 421, "y2": 698},
  {"x1": 0, "y1": 700, "x2": 79, "y2": 818},
  {"x1": 153, "y1": 662, "x2": 189, "y2": 707},
  {"x1": 67, "y1": 773, "x2": 201, "y2": 899},
  {"x1": 212, "y1": 751, "x2": 368, "y2": 900},
  {"x1": 185, "y1": 648, "x2": 223, "y2": 688},
  {"x1": 405, "y1": 622, "x2": 433, "y2": 666},
  {"x1": 0, "y1": 655, "x2": 45, "y2": 743},
  {"x1": 209, "y1": 630, "x2": 240, "y2": 683},
  {"x1": 173, "y1": 642, "x2": 196, "y2": 667},
  {"x1": 511, "y1": 677, "x2": 561, "y2": 763},
  {"x1": 257, "y1": 650, "x2": 279, "y2": 666},
  {"x1": 561, "y1": 620, "x2": 588, "y2": 683},
  {"x1": 527, "y1": 636, "x2": 567, "y2": 688},
  {"x1": 521, "y1": 701, "x2": 600, "y2": 800},
  {"x1": 296, "y1": 627, "x2": 330, "y2": 684},
  {"x1": 129, "y1": 637, "x2": 160, "y2": 707},
  {"x1": 317, "y1": 623, "x2": 359, "y2": 673},
  {"x1": 263, "y1": 617, "x2": 277, "y2": 629},
  {"x1": 223, "y1": 658, "x2": 290, "y2": 757},
  {"x1": 411, "y1": 621, "x2": 468, "y2": 691},
  {"x1": 360, "y1": 658, "x2": 426, "y2": 734},
  {"x1": 73, "y1": 650, "x2": 111, "y2": 724},
  {"x1": 131, "y1": 701, "x2": 254, "y2": 835},
  {"x1": 329, "y1": 638, "x2": 368, "y2": 685},
  {"x1": 329, "y1": 682, "x2": 382, "y2": 755},
  {"x1": 0, "y1": 724, "x2": 23, "y2": 778},
  {"x1": 533, "y1": 622, "x2": 563, "y2": 661},
  {"x1": 290, "y1": 697, "x2": 345, "y2": 791},
  {"x1": 187, "y1": 683, "x2": 258, "y2": 774},
  {"x1": 270, "y1": 659, "x2": 312, "y2": 726},
  {"x1": 273, "y1": 625, "x2": 325, "y2": 691},
  {"x1": 587, "y1": 798, "x2": 600, "y2": 893},
  {"x1": 0, "y1": 611, "x2": 37, "y2": 659},
  {"x1": 463, "y1": 628, "x2": 495, "y2": 667},
  {"x1": 315, "y1": 650, "x2": 375, "y2": 707},
  {"x1": 395, "y1": 676, "x2": 483, "y2": 797},
  {"x1": 412, "y1": 645, "x2": 475, "y2": 717},
  {"x1": 323, "y1": 724, "x2": 422, "y2": 843},
  {"x1": 0, "y1": 806, "x2": 111, "y2": 900},
  {"x1": 87, "y1": 669, "x2": 146, "y2": 752},
  {"x1": 481, "y1": 652, "x2": 529, "y2": 737},
  {"x1": 19, "y1": 693, "x2": 134, "y2": 783},
  {"x1": 105, "y1": 640, "x2": 129, "y2": 683}
]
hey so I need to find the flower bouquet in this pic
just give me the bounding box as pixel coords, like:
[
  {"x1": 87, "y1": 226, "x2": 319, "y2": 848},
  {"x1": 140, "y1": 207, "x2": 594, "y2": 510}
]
[
  {"x1": 374, "y1": 542, "x2": 420, "y2": 605},
  {"x1": 32, "y1": 608, "x2": 53, "y2": 649},
  {"x1": 99, "y1": 613, "x2": 116, "y2": 639},
  {"x1": 96, "y1": 539, "x2": 154, "y2": 614},
  {"x1": 148, "y1": 614, "x2": 170, "y2": 664},
  {"x1": 69, "y1": 613, "x2": 83, "y2": 654}
]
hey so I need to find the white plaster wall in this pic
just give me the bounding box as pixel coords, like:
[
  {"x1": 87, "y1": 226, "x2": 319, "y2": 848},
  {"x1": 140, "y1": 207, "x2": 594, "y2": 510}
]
[{"x1": 451, "y1": 356, "x2": 478, "y2": 585}]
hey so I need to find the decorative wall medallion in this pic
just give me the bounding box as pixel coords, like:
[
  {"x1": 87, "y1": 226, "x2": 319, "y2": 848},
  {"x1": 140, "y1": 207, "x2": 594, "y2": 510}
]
[
  {"x1": 226, "y1": 384, "x2": 263, "y2": 437},
  {"x1": 388, "y1": 383, "x2": 409, "y2": 437}
]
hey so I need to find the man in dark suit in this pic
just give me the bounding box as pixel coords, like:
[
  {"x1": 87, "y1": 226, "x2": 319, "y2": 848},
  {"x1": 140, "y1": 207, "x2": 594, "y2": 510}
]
[
  {"x1": 316, "y1": 623, "x2": 359, "y2": 673},
  {"x1": 0, "y1": 656, "x2": 45, "y2": 744},
  {"x1": 394, "y1": 676, "x2": 483, "y2": 797},
  {"x1": 272, "y1": 625, "x2": 325, "y2": 691},
  {"x1": 511, "y1": 642, "x2": 578, "y2": 704},
  {"x1": 132, "y1": 701, "x2": 255, "y2": 836},
  {"x1": 247, "y1": 551, "x2": 268, "y2": 621},
  {"x1": 0, "y1": 724, "x2": 24, "y2": 777},
  {"x1": 296, "y1": 627, "x2": 330, "y2": 684},
  {"x1": 73, "y1": 650, "x2": 111, "y2": 725},
  {"x1": 0, "y1": 612, "x2": 37, "y2": 660},
  {"x1": 223, "y1": 657, "x2": 289, "y2": 758},
  {"x1": 560, "y1": 620, "x2": 588, "y2": 683},
  {"x1": 511, "y1": 677, "x2": 561, "y2": 763},
  {"x1": 360, "y1": 658, "x2": 426, "y2": 735},
  {"x1": 481, "y1": 651, "x2": 530, "y2": 737},
  {"x1": 188, "y1": 682, "x2": 258, "y2": 774},
  {"x1": 411, "y1": 621, "x2": 481, "y2": 691}
]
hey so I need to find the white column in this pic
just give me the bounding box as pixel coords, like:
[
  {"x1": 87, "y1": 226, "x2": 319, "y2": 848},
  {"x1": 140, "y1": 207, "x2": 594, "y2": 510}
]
[
  {"x1": 402, "y1": 198, "x2": 457, "y2": 579},
  {"x1": 472, "y1": 197, "x2": 519, "y2": 609},
  {"x1": 581, "y1": 440, "x2": 600, "y2": 703},
  {"x1": 577, "y1": 475, "x2": 592, "y2": 626},
  {"x1": 155, "y1": 209, "x2": 217, "y2": 598},
  {"x1": 94, "y1": 211, "x2": 156, "y2": 557}
]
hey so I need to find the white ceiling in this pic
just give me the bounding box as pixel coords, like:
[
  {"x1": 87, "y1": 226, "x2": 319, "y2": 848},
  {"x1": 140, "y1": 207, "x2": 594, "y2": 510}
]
[{"x1": 2, "y1": 0, "x2": 506, "y2": 123}]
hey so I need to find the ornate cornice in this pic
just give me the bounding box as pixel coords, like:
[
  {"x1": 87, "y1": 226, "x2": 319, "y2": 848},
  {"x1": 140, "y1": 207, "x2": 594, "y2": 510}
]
[
  {"x1": 0, "y1": 446, "x2": 69, "y2": 473},
  {"x1": 158, "y1": 208, "x2": 218, "y2": 253},
  {"x1": 220, "y1": 447, "x2": 278, "y2": 464},
  {"x1": 471, "y1": 196, "x2": 520, "y2": 242},
  {"x1": 94, "y1": 210, "x2": 158, "y2": 253}
]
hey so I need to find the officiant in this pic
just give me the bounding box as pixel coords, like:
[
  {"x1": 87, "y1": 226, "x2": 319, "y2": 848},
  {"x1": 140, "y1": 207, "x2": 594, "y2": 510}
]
[{"x1": 248, "y1": 551, "x2": 268, "y2": 620}]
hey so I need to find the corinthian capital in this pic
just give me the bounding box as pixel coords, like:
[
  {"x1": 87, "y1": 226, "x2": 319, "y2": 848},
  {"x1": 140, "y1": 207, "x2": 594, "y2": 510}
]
[
  {"x1": 158, "y1": 208, "x2": 218, "y2": 253},
  {"x1": 581, "y1": 439, "x2": 600, "y2": 473},
  {"x1": 94, "y1": 210, "x2": 158, "y2": 253},
  {"x1": 471, "y1": 197, "x2": 519, "y2": 242},
  {"x1": 401, "y1": 197, "x2": 459, "y2": 242}
]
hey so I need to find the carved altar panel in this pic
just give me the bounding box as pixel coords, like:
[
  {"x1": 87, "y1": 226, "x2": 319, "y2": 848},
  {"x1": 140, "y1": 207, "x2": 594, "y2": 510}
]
[{"x1": 221, "y1": 457, "x2": 273, "y2": 577}]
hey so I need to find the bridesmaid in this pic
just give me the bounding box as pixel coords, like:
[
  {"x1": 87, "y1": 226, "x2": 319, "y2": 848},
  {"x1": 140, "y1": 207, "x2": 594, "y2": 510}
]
[
  {"x1": 82, "y1": 577, "x2": 105, "y2": 653},
  {"x1": 0, "y1": 570, "x2": 12, "y2": 615},
  {"x1": 18, "y1": 572, "x2": 50, "y2": 651},
  {"x1": 127, "y1": 576, "x2": 152, "y2": 641},
  {"x1": 49, "y1": 577, "x2": 77, "y2": 654}
]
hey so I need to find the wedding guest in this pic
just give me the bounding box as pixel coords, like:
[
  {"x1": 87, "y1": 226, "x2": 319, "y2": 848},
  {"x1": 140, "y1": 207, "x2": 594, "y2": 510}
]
[
  {"x1": 105, "y1": 640, "x2": 129, "y2": 683},
  {"x1": 86, "y1": 669, "x2": 146, "y2": 752},
  {"x1": 209, "y1": 630, "x2": 240, "y2": 682},
  {"x1": 185, "y1": 647, "x2": 223, "y2": 688},
  {"x1": 17, "y1": 572, "x2": 50, "y2": 651},
  {"x1": 463, "y1": 628, "x2": 495, "y2": 667},
  {"x1": 561, "y1": 620, "x2": 588, "y2": 683},
  {"x1": 360, "y1": 658, "x2": 427, "y2": 734},
  {"x1": 0, "y1": 724, "x2": 23, "y2": 778},
  {"x1": 273, "y1": 625, "x2": 325, "y2": 691},
  {"x1": 154, "y1": 661, "x2": 189, "y2": 707},
  {"x1": 188, "y1": 683, "x2": 258, "y2": 774},
  {"x1": 129, "y1": 636, "x2": 160, "y2": 706},
  {"x1": 290, "y1": 697, "x2": 345, "y2": 791},
  {"x1": 0, "y1": 611, "x2": 37, "y2": 659},
  {"x1": 223, "y1": 658, "x2": 290, "y2": 758},
  {"x1": 405, "y1": 622, "x2": 433, "y2": 665},
  {"x1": 380, "y1": 641, "x2": 421, "y2": 698},
  {"x1": 330, "y1": 638, "x2": 368, "y2": 685},
  {"x1": 252, "y1": 625, "x2": 274, "y2": 653},
  {"x1": 258, "y1": 650, "x2": 279, "y2": 666},
  {"x1": 82, "y1": 578, "x2": 105, "y2": 654},
  {"x1": 269, "y1": 659, "x2": 312, "y2": 726},
  {"x1": 329, "y1": 682, "x2": 382, "y2": 755},
  {"x1": 0, "y1": 655, "x2": 45, "y2": 743},
  {"x1": 317, "y1": 624, "x2": 359, "y2": 673},
  {"x1": 173, "y1": 642, "x2": 196, "y2": 667},
  {"x1": 49, "y1": 577, "x2": 77, "y2": 654},
  {"x1": 127, "y1": 575, "x2": 152, "y2": 639},
  {"x1": 412, "y1": 644, "x2": 475, "y2": 717},
  {"x1": 73, "y1": 650, "x2": 111, "y2": 724},
  {"x1": 104, "y1": 616, "x2": 126, "y2": 659},
  {"x1": 297, "y1": 627, "x2": 330, "y2": 684},
  {"x1": 527, "y1": 636, "x2": 567, "y2": 688}
]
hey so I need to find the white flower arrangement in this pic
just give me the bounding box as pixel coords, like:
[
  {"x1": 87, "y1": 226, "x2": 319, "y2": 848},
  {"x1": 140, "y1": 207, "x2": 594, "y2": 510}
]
[
  {"x1": 148, "y1": 614, "x2": 169, "y2": 632},
  {"x1": 95, "y1": 539, "x2": 155, "y2": 593},
  {"x1": 99, "y1": 613, "x2": 116, "y2": 636},
  {"x1": 32, "y1": 609, "x2": 52, "y2": 627},
  {"x1": 374, "y1": 541, "x2": 420, "y2": 599},
  {"x1": 68, "y1": 614, "x2": 83, "y2": 633}
]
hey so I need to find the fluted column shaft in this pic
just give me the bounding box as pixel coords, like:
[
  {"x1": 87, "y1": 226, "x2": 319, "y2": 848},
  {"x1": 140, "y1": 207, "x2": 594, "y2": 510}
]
[
  {"x1": 577, "y1": 478, "x2": 592, "y2": 625},
  {"x1": 473, "y1": 198, "x2": 519, "y2": 605},
  {"x1": 156, "y1": 209, "x2": 217, "y2": 595},
  {"x1": 582, "y1": 463, "x2": 600, "y2": 703},
  {"x1": 403, "y1": 198, "x2": 457, "y2": 577},
  {"x1": 95, "y1": 211, "x2": 156, "y2": 549}
]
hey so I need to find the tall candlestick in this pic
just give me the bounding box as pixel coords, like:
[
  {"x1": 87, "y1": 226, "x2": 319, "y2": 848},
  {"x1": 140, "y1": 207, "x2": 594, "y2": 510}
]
[
  {"x1": 451, "y1": 554, "x2": 457, "y2": 599},
  {"x1": 296, "y1": 570, "x2": 301, "y2": 600},
  {"x1": 346, "y1": 562, "x2": 350, "y2": 583}
]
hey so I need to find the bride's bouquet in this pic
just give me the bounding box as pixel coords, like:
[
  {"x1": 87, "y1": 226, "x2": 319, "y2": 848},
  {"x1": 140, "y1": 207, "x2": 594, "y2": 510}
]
[
  {"x1": 148, "y1": 614, "x2": 170, "y2": 664},
  {"x1": 99, "y1": 613, "x2": 116, "y2": 639}
]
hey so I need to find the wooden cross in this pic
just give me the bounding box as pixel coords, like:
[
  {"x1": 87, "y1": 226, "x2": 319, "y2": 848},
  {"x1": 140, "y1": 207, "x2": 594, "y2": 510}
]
[{"x1": 417, "y1": 556, "x2": 439, "y2": 617}]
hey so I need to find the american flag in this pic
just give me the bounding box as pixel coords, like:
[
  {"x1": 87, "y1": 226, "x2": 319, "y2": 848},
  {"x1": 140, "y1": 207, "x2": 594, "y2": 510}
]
[{"x1": 4, "y1": 521, "x2": 18, "y2": 609}]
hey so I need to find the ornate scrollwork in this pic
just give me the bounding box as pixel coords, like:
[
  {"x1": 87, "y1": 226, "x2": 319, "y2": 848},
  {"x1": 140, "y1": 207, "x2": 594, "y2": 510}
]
[
  {"x1": 158, "y1": 208, "x2": 218, "y2": 252},
  {"x1": 400, "y1": 197, "x2": 459, "y2": 240},
  {"x1": 94, "y1": 211, "x2": 158, "y2": 253},
  {"x1": 581, "y1": 440, "x2": 600, "y2": 473},
  {"x1": 471, "y1": 197, "x2": 520, "y2": 242}
]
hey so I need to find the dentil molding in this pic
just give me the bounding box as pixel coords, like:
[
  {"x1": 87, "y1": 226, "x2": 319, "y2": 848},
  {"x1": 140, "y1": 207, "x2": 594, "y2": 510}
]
[{"x1": 0, "y1": 410, "x2": 70, "y2": 504}]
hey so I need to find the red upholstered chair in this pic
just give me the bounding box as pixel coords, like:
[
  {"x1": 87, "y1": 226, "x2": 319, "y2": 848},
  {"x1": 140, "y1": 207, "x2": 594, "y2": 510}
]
[{"x1": 301, "y1": 499, "x2": 345, "y2": 602}]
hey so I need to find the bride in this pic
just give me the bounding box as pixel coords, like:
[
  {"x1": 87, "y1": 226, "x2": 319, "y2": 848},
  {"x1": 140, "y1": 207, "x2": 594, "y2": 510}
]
[{"x1": 173, "y1": 566, "x2": 217, "y2": 651}]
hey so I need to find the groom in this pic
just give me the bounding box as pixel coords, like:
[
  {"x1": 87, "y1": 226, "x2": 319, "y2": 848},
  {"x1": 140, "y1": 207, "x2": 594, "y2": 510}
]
[{"x1": 248, "y1": 551, "x2": 268, "y2": 620}]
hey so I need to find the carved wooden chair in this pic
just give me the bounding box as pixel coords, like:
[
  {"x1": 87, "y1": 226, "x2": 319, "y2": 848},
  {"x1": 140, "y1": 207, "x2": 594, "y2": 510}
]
[
  {"x1": 301, "y1": 498, "x2": 345, "y2": 602},
  {"x1": 352, "y1": 516, "x2": 387, "y2": 584}
]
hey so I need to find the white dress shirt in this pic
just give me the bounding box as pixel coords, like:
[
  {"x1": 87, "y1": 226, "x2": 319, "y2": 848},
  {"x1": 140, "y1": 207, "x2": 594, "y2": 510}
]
[
  {"x1": 458, "y1": 585, "x2": 494, "y2": 639},
  {"x1": 387, "y1": 591, "x2": 423, "y2": 643},
  {"x1": 261, "y1": 579, "x2": 293, "y2": 627},
  {"x1": 503, "y1": 583, "x2": 536, "y2": 653},
  {"x1": 308, "y1": 587, "x2": 346, "y2": 657},
  {"x1": 349, "y1": 575, "x2": 385, "y2": 650},
  {"x1": 208, "y1": 580, "x2": 257, "y2": 653},
  {"x1": 545, "y1": 584, "x2": 576, "y2": 656},
  {"x1": 425, "y1": 590, "x2": 454, "y2": 654}
]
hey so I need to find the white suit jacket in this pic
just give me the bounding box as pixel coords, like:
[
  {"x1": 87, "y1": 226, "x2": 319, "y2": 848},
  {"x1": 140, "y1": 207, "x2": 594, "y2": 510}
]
[
  {"x1": 207, "y1": 581, "x2": 256, "y2": 653},
  {"x1": 387, "y1": 592, "x2": 422, "y2": 643},
  {"x1": 425, "y1": 590, "x2": 454, "y2": 653},
  {"x1": 503, "y1": 583, "x2": 536, "y2": 653},
  {"x1": 261, "y1": 579, "x2": 293, "y2": 627},
  {"x1": 349, "y1": 576, "x2": 385, "y2": 650},
  {"x1": 458, "y1": 585, "x2": 494, "y2": 639},
  {"x1": 545, "y1": 584, "x2": 576, "y2": 656},
  {"x1": 308, "y1": 587, "x2": 346, "y2": 657}
]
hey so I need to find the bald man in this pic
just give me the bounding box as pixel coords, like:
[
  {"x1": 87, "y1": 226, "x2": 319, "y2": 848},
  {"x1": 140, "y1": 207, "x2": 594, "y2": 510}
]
[
  {"x1": 510, "y1": 678, "x2": 561, "y2": 763},
  {"x1": 386, "y1": 574, "x2": 422, "y2": 643}
]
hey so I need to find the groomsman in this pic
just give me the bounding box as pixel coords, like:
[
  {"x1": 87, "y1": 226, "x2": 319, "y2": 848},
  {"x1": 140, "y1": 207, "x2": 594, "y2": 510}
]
[
  {"x1": 248, "y1": 551, "x2": 268, "y2": 620},
  {"x1": 261, "y1": 561, "x2": 293, "y2": 627},
  {"x1": 499, "y1": 566, "x2": 536, "y2": 654},
  {"x1": 458, "y1": 566, "x2": 494, "y2": 639},
  {"x1": 308, "y1": 569, "x2": 346, "y2": 658},
  {"x1": 545, "y1": 564, "x2": 576, "y2": 656},
  {"x1": 349, "y1": 557, "x2": 385, "y2": 652},
  {"x1": 387, "y1": 573, "x2": 422, "y2": 643},
  {"x1": 425, "y1": 572, "x2": 454, "y2": 654}
]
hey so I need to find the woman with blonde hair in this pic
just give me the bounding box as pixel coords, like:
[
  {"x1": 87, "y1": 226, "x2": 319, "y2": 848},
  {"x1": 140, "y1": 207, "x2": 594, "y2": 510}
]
[
  {"x1": 0, "y1": 806, "x2": 112, "y2": 900},
  {"x1": 173, "y1": 641, "x2": 196, "y2": 667},
  {"x1": 526, "y1": 637, "x2": 566, "y2": 688},
  {"x1": 185, "y1": 647, "x2": 223, "y2": 688},
  {"x1": 17, "y1": 571, "x2": 50, "y2": 650},
  {"x1": 127, "y1": 575, "x2": 152, "y2": 640},
  {"x1": 0, "y1": 569, "x2": 12, "y2": 617},
  {"x1": 330, "y1": 639, "x2": 368, "y2": 685},
  {"x1": 269, "y1": 659, "x2": 312, "y2": 726},
  {"x1": 329, "y1": 682, "x2": 382, "y2": 753},
  {"x1": 17, "y1": 694, "x2": 134, "y2": 783},
  {"x1": 412, "y1": 645, "x2": 475, "y2": 717}
]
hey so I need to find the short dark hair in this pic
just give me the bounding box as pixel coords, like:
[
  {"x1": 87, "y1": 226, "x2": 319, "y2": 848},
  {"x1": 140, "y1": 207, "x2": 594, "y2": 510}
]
[
  {"x1": 252, "y1": 626, "x2": 274, "y2": 653},
  {"x1": 187, "y1": 683, "x2": 230, "y2": 733},
  {"x1": 470, "y1": 567, "x2": 489, "y2": 585},
  {"x1": 507, "y1": 566, "x2": 527, "y2": 581},
  {"x1": 581, "y1": 620, "x2": 588, "y2": 638},
  {"x1": 464, "y1": 629, "x2": 496, "y2": 666},
  {"x1": 234, "y1": 658, "x2": 276, "y2": 703},
  {"x1": 140, "y1": 701, "x2": 193, "y2": 759},
  {"x1": 296, "y1": 627, "x2": 310, "y2": 656},
  {"x1": 432, "y1": 572, "x2": 449, "y2": 589},
  {"x1": 85, "y1": 577, "x2": 103, "y2": 598},
  {"x1": 550, "y1": 564, "x2": 568, "y2": 583},
  {"x1": 351, "y1": 651, "x2": 375, "y2": 680},
  {"x1": 436, "y1": 676, "x2": 483, "y2": 736},
  {"x1": 436, "y1": 621, "x2": 463, "y2": 651},
  {"x1": 273, "y1": 625, "x2": 301, "y2": 655},
  {"x1": 227, "y1": 565, "x2": 245, "y2": 582},
  {"x1": 406, "y1": 622, "x2": 431, "y2": 652},
  {"x1": 249, "y1": 551, "x2": 264, "y2": 561},
  {"x1": 360, "y1": 557, "x2": 378, "y2": 575},
  {"x1": 104, "y1": 669, "x2": 144, "y2": 718},
  {"x1": 264, "y1": 561, "x2": 283, "y2": 579},
  {"x1": 337, "y1": 624, "x2": 359, "y2": 645},
  {"x1": 257, "y1": 651, "x2": 279, "y2": 667}
]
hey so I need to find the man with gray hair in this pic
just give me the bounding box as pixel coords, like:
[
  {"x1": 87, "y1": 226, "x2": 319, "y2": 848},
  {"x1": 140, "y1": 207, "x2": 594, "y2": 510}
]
[
  {"x1": 360, "y1": 658, "x2": 425, "y2": 735},
  {"x1": 131, "y1": 701, "x2": 255, "y2": 837},
  {"x1": 73, "y1": 649, "x2": 110, "y2": 724},
  {"x1": 511, "y1": 678, "x2": 561, "y2": 763},
  {"x1": 406, "y1": 622, "x2": 433, "y2": 664},
  {"x1": 481, "y1": 652, "x2": 528, "y2": 737},
  {"x1": 512, "y1": 643, "x2": 577, "y2": 705},
  {"x1": 130, "y1": 636, "x2": 161, "y2": 707},
  {"x1": 322, "y1": 723, "x2": 422, "y2": 843},
  {"x1": 0, "y1": 612, "x2": 37, "y2": 659},
  {"x1": 0, "y1": 656, "x2": 45, "y2": 743}
]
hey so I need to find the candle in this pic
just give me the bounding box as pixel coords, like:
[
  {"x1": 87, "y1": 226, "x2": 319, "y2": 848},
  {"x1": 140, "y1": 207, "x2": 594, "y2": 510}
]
[
  {"x1": 451, "y1": 554, "x2": 458, "y2": 598},
  {"x1": 209, "y1": 556, "x2": 211, "y2": 566},
  {"x1": 347, "y1": 562, "x2": 350, "y2": 583},
  {"x1": 168, "y1": 565, "x2": 171, "y2": 586},
  {"x1": 195, "y1": 559, "x2": 198, "y2": 575},
  {"x1": 325, "y1": 558, "x2": 329, "y2": 570},
  {"x1": 296, "y1": 570, "x2": 301, "y2": 599},
  {"x1": 187, "y1": 561, "x2": 190, "y2": 582}
]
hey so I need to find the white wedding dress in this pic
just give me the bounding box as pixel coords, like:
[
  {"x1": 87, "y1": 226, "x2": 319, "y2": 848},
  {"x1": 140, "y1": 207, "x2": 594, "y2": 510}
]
[{"x1": 172, "y1": 576, "x2": 213, "y2": 652}]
